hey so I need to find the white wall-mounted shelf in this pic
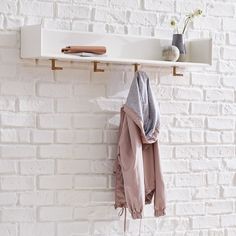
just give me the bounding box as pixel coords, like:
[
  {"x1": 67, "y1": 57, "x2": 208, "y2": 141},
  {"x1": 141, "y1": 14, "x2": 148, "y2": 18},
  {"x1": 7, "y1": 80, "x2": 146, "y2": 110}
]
[{"x1": 20, "y1": 25, "x2": 212, "y2": 75}]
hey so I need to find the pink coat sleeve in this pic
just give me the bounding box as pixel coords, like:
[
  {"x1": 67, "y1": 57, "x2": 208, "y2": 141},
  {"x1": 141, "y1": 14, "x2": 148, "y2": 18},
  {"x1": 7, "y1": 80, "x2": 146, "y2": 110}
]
[
  {"x1": 118, "y1": 114, "x2": 145, "y2": 219},
  {"x1": 114, "y1": 109, "x2": 126, "y2": 209},
  {"x1": 154, "y1": 141, "x2": 166, "y2": 216}
]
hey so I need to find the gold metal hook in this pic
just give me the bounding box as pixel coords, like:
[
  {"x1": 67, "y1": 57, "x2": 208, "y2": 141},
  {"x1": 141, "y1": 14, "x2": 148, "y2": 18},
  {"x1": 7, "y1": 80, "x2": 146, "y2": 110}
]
[
  {"x1": 134, "y1": 63, "x2": 140, "y2": 72},
  {"x1": 93, "y1": 61, "x2": 104, "y2": 72},
  {"x1": 173, "y1": 66, "x2": 183, "y2": 76},
  {"x1": 50, "y1": 59, "x2": 63, "y2": 70}
]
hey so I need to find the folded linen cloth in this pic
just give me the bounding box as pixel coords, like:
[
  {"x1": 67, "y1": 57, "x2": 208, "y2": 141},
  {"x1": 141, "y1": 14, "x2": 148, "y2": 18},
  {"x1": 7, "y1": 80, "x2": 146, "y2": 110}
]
[
  {"x1": 67, "y1": 52, "x2": 107, "y2": 57},
  {"x1": 61, "y1": 46, "x2": 106, "y2": 55}
]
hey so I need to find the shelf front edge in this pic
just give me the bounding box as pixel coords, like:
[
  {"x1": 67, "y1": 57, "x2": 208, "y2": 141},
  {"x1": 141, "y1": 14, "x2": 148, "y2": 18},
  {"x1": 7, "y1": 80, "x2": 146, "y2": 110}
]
[{"x1": 26, "y1": 54, "x2": 211, "y2": 68}]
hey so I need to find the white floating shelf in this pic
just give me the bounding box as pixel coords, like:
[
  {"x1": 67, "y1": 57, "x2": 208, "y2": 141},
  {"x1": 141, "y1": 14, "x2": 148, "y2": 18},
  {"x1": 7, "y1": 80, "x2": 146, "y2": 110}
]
[{"x1": 20, "y1": 25, "x2": 212, "y2": 73}]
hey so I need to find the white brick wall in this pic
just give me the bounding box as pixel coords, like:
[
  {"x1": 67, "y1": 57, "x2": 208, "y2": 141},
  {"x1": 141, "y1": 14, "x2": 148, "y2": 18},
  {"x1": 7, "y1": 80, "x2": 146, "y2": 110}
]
[{"x1": 0, "y1": 0, "x2": 236, "y2": 235}]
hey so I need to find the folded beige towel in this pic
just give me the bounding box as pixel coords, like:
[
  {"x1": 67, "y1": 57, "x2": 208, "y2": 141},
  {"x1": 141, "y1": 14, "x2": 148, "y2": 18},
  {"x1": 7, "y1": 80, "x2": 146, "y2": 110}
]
[{"x1": 61, "y1": 46, "x2": 106, "y2": 55}]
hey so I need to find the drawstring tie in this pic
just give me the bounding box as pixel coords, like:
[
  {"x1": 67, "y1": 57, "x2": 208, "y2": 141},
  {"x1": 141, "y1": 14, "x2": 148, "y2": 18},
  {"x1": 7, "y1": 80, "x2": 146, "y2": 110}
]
[
  {"x1": 118, "y1": 207, "x2": 127, "y2": 233},
  {"x1": 118, "y1": 207, "x2": 142, "y2": 235},
  {"x1": 139, "y1": 218, "x2": 142, "y2": 236}
]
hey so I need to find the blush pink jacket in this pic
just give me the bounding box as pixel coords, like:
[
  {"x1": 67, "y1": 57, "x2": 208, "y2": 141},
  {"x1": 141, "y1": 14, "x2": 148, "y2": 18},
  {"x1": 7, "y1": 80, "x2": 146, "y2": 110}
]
[{"x1": 114, "y1": 71, "x2": 166, "y2": 219}]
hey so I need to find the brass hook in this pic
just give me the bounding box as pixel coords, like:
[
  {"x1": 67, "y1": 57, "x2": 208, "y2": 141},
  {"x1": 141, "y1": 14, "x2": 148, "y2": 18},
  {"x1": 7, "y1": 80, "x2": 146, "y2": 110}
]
[
  {"x1": 173, "y1": 66, "x2": 183, "y2": 76},
  {"x1": 134, "y1": 63, "x2": 140, "y2": 72},
  {"x1": 50, "y1": 59, "x2": 63, "y2": 70},
  {"x1": 93, "y1": 61, "x2": 104, "y2": 72}
]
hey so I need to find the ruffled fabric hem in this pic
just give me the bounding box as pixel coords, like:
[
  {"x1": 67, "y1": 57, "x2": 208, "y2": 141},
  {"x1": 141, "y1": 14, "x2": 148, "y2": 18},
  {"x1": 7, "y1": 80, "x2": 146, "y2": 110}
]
[
  {"x1": 114, "y1": 203, "x2": 126, "y2": 209},
  {"x1": 131, "y1": 210, "x2": 142, "y2": 219},
  {"x1": 154, "y1": 208, "x2": 166, "y2": 217}
]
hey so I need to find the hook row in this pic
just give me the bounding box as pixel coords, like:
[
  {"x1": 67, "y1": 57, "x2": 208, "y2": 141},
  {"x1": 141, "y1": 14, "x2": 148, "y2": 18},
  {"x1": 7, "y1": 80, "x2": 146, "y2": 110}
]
[{"x1": 49, "y1": 59, "x2": 183, "y2": 76}]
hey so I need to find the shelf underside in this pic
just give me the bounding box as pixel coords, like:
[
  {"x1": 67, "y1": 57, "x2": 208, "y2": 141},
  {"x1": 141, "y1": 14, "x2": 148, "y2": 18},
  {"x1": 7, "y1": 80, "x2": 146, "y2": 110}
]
[{"x1": 38, "y1": 53, "x2": 210, "y2": 68}]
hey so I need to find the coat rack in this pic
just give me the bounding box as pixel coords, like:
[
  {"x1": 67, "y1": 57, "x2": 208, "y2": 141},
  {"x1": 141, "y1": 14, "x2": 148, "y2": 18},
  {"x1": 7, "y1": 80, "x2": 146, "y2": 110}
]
[{"x1": 21, "y1": 25, "x2": 212, "y2": 78}]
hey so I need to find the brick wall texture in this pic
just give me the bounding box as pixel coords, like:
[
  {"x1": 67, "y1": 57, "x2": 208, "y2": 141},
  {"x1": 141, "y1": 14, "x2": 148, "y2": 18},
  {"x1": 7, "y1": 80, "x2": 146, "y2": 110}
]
[{"x1": 0, "y1": 0, "x2": 236, "y2": 235}]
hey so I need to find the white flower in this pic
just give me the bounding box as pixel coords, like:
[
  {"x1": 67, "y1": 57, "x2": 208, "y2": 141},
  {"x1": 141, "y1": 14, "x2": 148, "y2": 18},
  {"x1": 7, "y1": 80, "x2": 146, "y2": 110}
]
[
  {"x1": 194, "y1": 9, "x2": 203, "y2": 16},
  {"x1": 170, "y1": 19, "x2": 177, "y2": 27}
]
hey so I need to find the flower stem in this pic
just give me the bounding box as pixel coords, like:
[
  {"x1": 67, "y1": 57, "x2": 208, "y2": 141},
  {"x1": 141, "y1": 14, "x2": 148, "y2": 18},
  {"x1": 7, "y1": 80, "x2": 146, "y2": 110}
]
[{"x1": 182, "y1": 17, "x2": 191, "y2": 34}]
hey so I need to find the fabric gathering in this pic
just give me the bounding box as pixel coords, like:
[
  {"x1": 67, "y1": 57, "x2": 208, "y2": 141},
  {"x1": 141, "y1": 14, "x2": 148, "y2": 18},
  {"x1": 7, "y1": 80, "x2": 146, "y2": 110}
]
[{"x1": 114, "y1": 71, "x2": 166, "y2": 224}]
